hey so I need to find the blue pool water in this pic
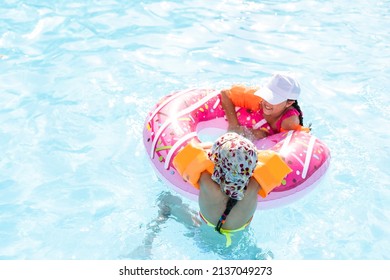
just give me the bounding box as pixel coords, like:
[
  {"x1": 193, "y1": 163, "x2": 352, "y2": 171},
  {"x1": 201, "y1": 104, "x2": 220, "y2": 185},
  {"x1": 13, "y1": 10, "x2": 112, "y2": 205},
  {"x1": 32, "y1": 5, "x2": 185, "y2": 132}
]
[{"x1": 0, "y1": 0, "x2": 389, "y2": 260}]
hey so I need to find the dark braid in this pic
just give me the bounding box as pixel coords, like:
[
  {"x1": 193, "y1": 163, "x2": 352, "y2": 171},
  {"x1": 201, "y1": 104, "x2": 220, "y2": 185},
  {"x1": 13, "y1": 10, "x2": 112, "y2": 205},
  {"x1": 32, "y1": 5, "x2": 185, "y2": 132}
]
[
  {"x1": 288, "y1": 100, "x2": 312, "y2": 130},
  {"x1": 215, "y1": 197, "x2": 238, "y2": 233},
  {"x1": 288, "y1": 100, "x2": 303, "y2": 126}
]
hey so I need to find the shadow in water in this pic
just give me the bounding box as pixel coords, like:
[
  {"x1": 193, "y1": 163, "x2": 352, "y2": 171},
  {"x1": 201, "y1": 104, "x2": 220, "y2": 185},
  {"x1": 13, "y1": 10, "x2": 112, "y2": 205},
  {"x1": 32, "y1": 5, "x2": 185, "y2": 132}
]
[{"x1": 124, "y1": 191, "x2": 274, "y2": 260}]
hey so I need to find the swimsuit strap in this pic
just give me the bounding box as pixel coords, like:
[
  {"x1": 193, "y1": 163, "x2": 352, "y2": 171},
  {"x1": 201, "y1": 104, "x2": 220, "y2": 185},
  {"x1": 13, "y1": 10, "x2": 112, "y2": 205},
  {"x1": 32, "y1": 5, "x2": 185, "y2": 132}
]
[{"x1": 199, "y1": 212, "x2": 252, "y2": 247}]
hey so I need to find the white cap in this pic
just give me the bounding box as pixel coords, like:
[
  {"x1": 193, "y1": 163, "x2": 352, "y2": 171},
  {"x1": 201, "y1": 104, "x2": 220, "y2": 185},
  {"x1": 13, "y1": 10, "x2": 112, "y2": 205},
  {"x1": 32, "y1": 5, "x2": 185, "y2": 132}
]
[{"x1": 254, "y1": 73, "x2": 301, "y2": 105}]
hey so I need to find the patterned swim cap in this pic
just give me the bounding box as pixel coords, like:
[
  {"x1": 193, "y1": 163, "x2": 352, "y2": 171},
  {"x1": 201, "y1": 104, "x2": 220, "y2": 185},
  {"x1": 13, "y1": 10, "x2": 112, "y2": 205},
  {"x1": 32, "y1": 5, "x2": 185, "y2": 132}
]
[{"x1": 208, "y1": 132, "x2": 258, "y2": 200}]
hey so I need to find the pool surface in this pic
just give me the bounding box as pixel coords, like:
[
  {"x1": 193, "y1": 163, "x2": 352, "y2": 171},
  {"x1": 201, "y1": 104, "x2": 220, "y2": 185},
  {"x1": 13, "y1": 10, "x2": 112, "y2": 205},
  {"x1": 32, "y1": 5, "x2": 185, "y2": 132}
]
[{"x1": 0, "y1": 0, "x2": 389, "y2": 260}]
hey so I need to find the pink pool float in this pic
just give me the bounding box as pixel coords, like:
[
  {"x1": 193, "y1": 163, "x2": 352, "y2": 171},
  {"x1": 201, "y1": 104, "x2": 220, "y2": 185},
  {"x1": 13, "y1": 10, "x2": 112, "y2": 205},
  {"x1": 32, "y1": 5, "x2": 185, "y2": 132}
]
[{"x1": 143, "y1": 88, "x2": 330, "y2": 209}]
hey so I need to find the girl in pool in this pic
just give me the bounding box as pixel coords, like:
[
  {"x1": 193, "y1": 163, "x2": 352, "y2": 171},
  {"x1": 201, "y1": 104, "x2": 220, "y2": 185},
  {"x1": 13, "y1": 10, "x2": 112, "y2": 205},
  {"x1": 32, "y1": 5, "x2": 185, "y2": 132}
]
[
  {"x1": 221, "y1": 73, "x2": 309, "y2": 140},
  {"x1": 173, "y1": 132, "x2": 291, "y2": 246}
]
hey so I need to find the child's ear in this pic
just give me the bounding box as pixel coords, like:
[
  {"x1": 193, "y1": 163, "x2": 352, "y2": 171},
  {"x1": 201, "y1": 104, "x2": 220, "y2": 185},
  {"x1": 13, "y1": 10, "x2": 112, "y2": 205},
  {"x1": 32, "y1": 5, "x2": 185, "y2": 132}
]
[{"x1": 286, "y1": 100, "x2": 295, "y2": 107}]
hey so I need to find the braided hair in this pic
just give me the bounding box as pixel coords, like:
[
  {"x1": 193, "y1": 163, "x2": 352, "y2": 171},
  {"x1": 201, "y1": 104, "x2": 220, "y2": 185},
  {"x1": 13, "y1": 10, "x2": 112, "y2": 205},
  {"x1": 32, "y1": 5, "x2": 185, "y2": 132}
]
[
  {"x1": 289, "y1": 100, "x2": 312, "y2": 130},
  {"x1": 288, "y1": 100, "x2": 303, "y2": 126},
  {"x1": 215, "y1": 197, "x2": 238, "y2": 233}
]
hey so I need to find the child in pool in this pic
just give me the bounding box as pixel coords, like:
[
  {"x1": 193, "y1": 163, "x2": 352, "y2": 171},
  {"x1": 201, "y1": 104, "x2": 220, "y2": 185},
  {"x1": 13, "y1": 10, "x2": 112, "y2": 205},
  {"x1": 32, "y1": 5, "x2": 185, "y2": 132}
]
[
  {"x1": 173, "y1": 132, "x2": 291, "y2": 247},
  {"x1": 220, "y1": 73, "x2": 309, "y2": 140}
]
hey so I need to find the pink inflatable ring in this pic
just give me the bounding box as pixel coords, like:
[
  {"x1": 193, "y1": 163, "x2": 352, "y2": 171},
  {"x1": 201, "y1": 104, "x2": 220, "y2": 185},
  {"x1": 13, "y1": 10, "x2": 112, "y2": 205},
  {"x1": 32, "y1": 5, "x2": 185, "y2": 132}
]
[{"x1": 143, "y1": 88, "x2": 330, "y2": 209}]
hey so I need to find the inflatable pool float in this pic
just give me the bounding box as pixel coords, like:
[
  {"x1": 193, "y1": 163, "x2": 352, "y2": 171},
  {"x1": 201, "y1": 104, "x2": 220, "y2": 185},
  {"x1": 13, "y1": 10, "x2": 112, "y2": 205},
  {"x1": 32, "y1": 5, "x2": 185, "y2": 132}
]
[{"x1": 143, "y1": 88, "x2": 330, "y2": 209}]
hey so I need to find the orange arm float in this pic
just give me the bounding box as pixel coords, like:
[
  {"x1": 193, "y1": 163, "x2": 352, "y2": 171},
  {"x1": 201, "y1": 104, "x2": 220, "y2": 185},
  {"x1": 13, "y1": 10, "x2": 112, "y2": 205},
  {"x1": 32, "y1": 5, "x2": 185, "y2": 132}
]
[
  {"x1": 172, "y1": 142, "x2": 214, "y2": 189},
  {"x1": 252, "y1": 150, "x2": 292, "y2": 198},
  {"x1": 228, "y1": 85, "x2": 262, "y2": 111}
]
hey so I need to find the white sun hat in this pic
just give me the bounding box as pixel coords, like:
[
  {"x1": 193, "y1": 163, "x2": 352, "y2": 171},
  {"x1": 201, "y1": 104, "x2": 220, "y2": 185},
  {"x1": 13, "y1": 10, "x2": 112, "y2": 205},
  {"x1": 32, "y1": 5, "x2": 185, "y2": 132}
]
[{"x1": 254, "y1": 73, "x2": 301, "y2": 105}]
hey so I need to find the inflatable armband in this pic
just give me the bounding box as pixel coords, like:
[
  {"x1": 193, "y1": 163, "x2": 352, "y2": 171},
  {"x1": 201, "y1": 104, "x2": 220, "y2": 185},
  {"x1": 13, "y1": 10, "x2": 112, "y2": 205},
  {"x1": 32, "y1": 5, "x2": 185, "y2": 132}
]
[
  {"x1": 172, "y1": 142, "x2": 214, "y2": 189},
  {"x1": 228, "y1": 85, "x2": 262, "y2": 111},
  {"x1": 252, "y1": 151, "x2": 292, "y2": 197}
]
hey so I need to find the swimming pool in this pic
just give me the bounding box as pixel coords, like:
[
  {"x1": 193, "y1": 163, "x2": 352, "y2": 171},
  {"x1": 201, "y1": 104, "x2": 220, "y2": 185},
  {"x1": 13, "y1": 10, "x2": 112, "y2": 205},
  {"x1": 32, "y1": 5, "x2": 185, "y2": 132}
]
[{"x1": 0, "y1": 0, "x2": 389, "y2": 260}]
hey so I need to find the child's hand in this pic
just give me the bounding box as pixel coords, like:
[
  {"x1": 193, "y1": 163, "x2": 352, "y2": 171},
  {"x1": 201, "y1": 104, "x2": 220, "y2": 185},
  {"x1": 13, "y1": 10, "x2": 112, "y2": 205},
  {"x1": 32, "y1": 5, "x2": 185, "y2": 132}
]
[
  {"x1": 228, "y1": 125, "x2": 245, "y2": 135},
  {"x1": 190, "y1": 138, "x2": 212, "y2": 150}
]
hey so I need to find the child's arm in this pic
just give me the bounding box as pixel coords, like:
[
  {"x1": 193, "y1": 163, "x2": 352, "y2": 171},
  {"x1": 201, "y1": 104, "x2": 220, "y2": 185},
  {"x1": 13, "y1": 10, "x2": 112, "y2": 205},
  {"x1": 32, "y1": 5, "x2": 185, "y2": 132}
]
[
  {"x1": 221, "y1": 85, "x2": 261, "y2": 130},
  {"x1": 221, "y1": 85, "x2": 271, "y2": 140},
  {"x1": 240, "y1": 127, "x2": 268, "y2": 141},
  {"x1": 220, "y1": 89, "x2": 240, "y2": 130},
  {"x1": 221, "y1": 87, "x2": 268, "y2": 139},
  {"x1": 246, "y1": 127, "x2": 268, "y2": 140},
  {"x1": 281, "y1": 115, "x2": 300, "y2": 131}
]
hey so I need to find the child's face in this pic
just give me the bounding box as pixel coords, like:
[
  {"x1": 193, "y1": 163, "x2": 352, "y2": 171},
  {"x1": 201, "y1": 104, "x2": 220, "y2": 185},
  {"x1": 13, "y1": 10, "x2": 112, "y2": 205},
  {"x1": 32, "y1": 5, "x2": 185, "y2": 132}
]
[{"x1": 261, "y1": 100, "x2": 293, "y2": 116}]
